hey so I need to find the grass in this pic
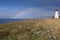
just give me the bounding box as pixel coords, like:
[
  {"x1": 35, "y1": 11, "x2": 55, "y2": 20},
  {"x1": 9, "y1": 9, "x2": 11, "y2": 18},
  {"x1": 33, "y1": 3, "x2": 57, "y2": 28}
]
[{"x1": 0, "y1": 18, "x2": 60, "y2": 40}]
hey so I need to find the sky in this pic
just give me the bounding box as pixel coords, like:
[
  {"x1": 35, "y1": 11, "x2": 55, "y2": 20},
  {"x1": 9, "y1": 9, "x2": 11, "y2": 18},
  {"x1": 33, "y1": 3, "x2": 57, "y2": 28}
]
[{"x1": 0, "y1": 0, "x2": 59, "y2": 19}]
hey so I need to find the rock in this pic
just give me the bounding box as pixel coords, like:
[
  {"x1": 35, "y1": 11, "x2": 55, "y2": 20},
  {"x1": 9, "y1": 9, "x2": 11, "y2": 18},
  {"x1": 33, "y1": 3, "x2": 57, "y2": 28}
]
[
  {"x1": 35, "y1": 31, "x2": 42, "y2": 35},
  {"x1": 46, "y1": 35, "x2": 52, "y2": 38},
  {"x1": 46, "y1": 30, "x2": 50, "y2": 33},
  {"x1": 52, "y1": 35, "x2": 56, "y2": 39},
  {"x1": 46, "y1": 29, "x2": 53, "y2": 33}
]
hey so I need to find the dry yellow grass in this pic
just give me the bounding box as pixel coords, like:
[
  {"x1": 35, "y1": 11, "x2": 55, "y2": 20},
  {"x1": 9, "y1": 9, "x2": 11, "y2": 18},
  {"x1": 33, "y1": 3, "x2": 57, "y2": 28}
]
[{"x1": 0, "y1": 18, "x2": 60, "y2": 40}]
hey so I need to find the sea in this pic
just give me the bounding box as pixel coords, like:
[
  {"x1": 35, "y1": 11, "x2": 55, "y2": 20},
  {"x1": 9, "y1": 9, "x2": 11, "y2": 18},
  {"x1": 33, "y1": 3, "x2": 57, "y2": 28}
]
[
  {"x1": 0, "y1": 16, "x2": 53, "y2": 24},
  {"x1": 0, "y1": 19, "x2": 25, "y2": 24}
]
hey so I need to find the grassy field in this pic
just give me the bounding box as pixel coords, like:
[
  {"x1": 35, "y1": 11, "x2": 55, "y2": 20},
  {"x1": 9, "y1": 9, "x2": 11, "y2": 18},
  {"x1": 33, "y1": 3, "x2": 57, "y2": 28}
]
[{"x1": 0, "y1": 18, "x2": 60, "y2": 40}]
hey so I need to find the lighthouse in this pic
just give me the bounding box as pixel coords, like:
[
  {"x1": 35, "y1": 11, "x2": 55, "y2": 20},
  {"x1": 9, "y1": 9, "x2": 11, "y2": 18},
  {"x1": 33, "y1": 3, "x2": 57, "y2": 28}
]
[{"x1": 54, "y1": 9, "x2": 59, "y2": 18}]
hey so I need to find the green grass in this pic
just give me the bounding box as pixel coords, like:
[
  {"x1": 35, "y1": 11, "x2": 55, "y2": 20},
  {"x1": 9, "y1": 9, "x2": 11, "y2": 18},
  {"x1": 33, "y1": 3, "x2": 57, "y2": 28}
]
[{"x1": 0, "y1": 18, "x2": 60, "y2": 40}]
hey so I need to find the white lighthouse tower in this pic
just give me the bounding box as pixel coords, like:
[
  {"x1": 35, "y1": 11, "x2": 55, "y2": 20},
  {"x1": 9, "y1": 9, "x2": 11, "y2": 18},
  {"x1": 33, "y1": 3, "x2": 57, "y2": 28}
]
[{"x1": 55, "y1": 9, "x2": 59, "y2": 18}]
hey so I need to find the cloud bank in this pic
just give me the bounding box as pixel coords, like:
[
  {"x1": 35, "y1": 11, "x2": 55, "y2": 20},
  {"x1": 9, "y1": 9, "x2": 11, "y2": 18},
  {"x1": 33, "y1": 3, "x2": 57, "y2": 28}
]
[
  {"x1": 12, "y1": 7, "x2": 54, "y2": 19},
  {"x1": 0, "y1": 7, "x2": 57, "y2": 19}
]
